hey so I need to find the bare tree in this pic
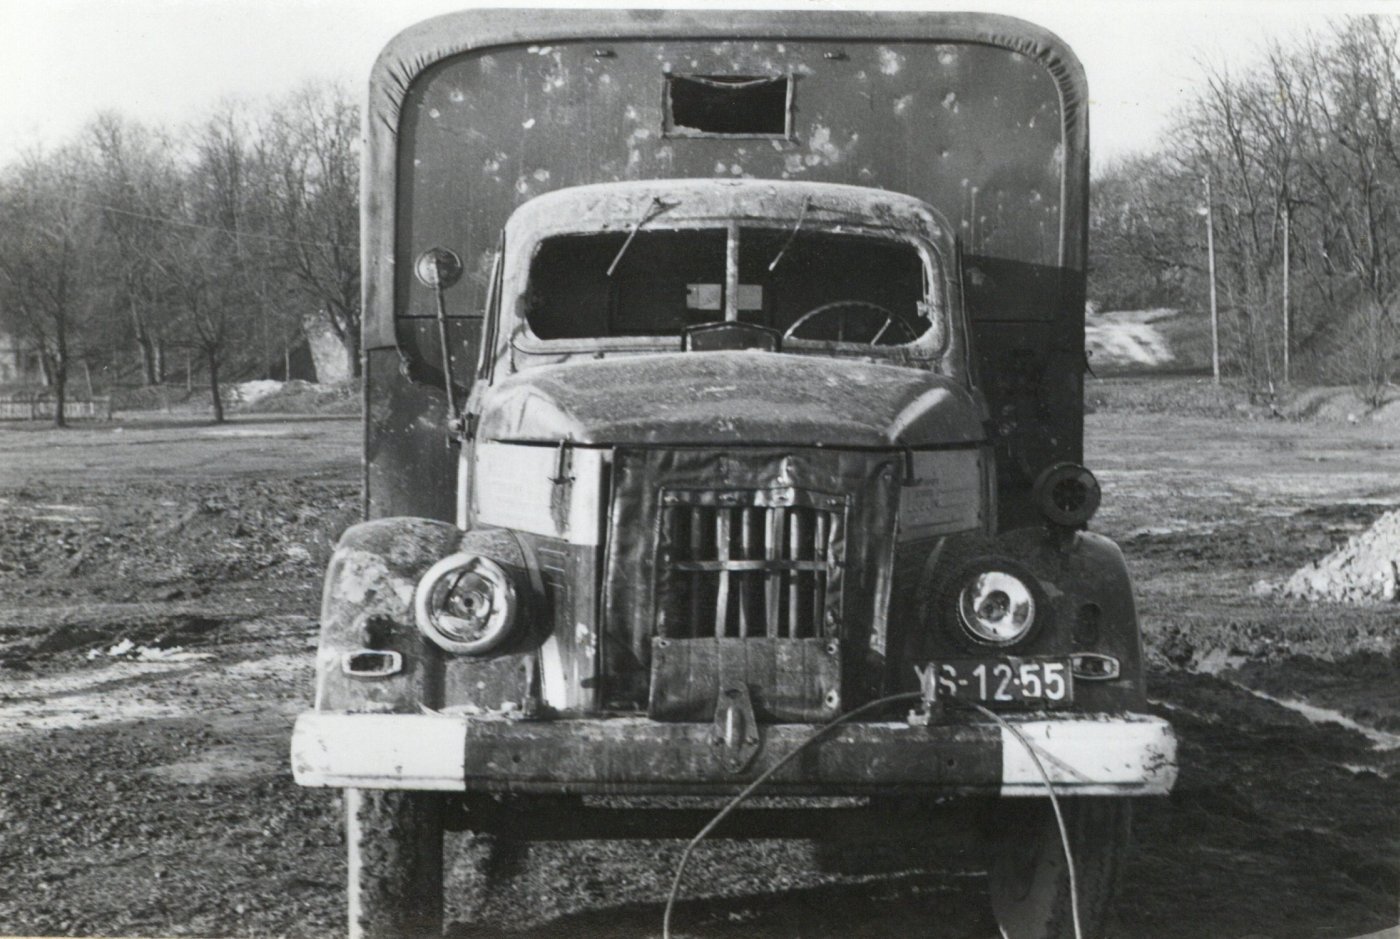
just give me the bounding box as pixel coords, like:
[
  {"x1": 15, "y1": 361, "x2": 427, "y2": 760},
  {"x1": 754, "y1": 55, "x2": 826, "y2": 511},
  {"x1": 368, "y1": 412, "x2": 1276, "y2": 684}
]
[
  {"x1": 1090, "y1": 153, "x2": 1204, "y2": 311},
  {"x1": 0, "y1": 149, "x2": 101, "y2": 427},
  {"x1": 260, "y1": 82, "x2": 362, "y2": 377},
  {"x1": 1294, "y1": 17, "x2": 1400, "y2": 403},
  {"x1": 149, "y1": 105, "x2": 267, "y2": 422},
  {"x1": 87, "y1": 113, "x2": 183, "y2": 386},
  {"x1": 1095, "y1": 15, "x2": 1400, "y2": 402}
]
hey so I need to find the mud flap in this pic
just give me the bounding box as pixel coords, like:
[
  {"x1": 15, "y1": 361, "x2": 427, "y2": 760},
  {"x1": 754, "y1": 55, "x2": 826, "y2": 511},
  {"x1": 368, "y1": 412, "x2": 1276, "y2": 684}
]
[{"x1": 648, "y1": 636, "x2": 842, "y2": 722}]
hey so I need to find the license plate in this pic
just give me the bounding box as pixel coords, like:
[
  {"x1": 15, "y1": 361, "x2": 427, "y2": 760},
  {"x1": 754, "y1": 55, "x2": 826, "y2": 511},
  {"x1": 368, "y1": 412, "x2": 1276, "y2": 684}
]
[{"x1": 917, "y1": 657, "x2": 1073, "y2": 707}]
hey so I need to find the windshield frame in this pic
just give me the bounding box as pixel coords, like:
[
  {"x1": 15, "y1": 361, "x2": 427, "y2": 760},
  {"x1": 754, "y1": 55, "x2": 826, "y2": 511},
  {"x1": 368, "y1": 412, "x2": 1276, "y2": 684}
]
[{"x1": 500, "y1": 216, "x2": 952, "y2": 366}]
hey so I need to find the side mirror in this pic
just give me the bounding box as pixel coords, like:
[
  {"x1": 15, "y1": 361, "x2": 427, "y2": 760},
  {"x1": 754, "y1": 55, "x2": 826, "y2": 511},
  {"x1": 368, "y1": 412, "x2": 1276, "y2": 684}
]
[{"x1": 414, "y1": 247, "x2": 464, "y2": 289}]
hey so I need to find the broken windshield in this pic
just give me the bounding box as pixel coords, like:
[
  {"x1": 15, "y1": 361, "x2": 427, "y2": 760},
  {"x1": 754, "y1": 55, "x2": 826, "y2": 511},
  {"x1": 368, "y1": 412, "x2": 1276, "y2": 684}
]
[{"x1": 524, "y1": 225, "x2": 936, "y2": 348}]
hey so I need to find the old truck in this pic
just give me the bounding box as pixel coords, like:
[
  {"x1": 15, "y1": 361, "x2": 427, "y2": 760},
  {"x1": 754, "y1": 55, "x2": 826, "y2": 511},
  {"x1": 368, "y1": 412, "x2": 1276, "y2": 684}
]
[{"x1": 291, "y1": 9, "x2": 1177, "y2": 939}]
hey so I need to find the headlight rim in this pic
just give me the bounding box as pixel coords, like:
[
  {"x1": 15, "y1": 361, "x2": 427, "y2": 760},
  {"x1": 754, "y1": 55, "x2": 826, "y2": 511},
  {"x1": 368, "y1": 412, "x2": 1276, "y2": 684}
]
[
  {"x1": 414, "y1": 551, "x2": 519, "y2": 656},
  {"x1": 933, "y1": 555, "x2": 1050, "y2": 652},
  {"x1": 955, "y1": 568, "x2": 1038, "y2": 647}
]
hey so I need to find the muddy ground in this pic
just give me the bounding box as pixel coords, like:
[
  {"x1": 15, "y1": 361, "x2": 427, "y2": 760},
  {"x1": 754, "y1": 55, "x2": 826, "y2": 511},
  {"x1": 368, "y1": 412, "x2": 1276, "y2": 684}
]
[{"x1": 0, "y1": 404, "x2": 1397, "y2": 938}]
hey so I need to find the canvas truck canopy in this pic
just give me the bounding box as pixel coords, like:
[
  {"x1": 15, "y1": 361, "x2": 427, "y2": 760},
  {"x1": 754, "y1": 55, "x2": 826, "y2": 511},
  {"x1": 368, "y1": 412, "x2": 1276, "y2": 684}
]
[{"x1": 363, "y1": 9, "x2": 1088, "y2": 523}]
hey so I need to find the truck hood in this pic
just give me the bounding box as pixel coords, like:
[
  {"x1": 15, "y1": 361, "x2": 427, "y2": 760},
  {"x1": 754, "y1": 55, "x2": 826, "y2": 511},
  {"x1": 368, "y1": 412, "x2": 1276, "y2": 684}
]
[{"x1": 475, "y1": 352, "x2": 984, "y2": 448}]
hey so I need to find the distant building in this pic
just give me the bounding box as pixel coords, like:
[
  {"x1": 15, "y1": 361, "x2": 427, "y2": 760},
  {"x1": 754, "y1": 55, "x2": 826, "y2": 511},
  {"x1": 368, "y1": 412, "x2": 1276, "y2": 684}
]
[
  {"x1": 306, "y1": 314, "x2": 353, "y2": 383},
  {"x1": 0, "y1": 328, "x2": 44, "y2": 386}
]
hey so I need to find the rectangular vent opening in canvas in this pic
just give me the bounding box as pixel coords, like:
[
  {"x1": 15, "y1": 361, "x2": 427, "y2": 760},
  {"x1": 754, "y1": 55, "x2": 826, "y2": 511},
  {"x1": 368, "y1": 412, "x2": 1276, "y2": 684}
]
[{"x1": 666, "y1": 75, "x2": 791, "y2": 137}]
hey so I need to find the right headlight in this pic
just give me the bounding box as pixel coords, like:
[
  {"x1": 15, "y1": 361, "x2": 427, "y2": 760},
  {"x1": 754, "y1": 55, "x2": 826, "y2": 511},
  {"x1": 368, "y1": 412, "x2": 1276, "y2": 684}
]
[
  {"x1": 414, "y1": 552, "x2": 519, "y2": 656},
  {"x1": 956, "y1": 569, "x2": 1037, "y2": 646}
]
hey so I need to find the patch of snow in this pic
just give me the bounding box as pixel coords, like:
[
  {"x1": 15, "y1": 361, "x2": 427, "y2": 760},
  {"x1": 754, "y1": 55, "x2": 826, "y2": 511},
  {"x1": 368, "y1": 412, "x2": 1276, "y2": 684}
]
[
  {"x1": 1279, "y1": 509, "x2": 1400, "y2": 604},
  {"x1": 231, "y1": 380, "x2": 285, "y2": 405},
  {"x1": 1085, "y1": 316, "x2": 1174, "y2": 368}
]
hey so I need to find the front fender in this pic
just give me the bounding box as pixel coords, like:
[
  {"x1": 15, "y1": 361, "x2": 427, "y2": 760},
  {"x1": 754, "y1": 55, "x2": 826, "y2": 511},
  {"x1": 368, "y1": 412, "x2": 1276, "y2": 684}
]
[
  {"x1": 314, "y1": 518, "x2": 540, "y2": 713},
  {"x1": 915, "y1": 527, "x2": 1146, "y2": 710}
]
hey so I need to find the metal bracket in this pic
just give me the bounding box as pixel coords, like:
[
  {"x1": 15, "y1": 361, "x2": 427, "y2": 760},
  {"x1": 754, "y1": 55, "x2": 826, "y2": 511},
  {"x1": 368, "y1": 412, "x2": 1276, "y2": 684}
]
[
  {"x1": 550, "y1": 437, "x2": 575, "y2": 485},
  {"x1": 711, "y1": 684, "x2": 761, "y2": 774}
]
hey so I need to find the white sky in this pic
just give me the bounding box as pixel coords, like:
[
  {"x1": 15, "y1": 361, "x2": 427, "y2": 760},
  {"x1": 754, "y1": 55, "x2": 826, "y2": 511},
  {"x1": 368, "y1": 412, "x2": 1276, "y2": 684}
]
[{"x1": 0, "y1": 0, "x2": 1391, "y2": 173}]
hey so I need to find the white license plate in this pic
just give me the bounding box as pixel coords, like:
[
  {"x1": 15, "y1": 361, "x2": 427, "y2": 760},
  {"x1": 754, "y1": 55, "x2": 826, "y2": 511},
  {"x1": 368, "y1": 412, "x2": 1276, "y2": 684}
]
[{"x1": 919, "y1": 657, "x2": 1074, "y2": 707}]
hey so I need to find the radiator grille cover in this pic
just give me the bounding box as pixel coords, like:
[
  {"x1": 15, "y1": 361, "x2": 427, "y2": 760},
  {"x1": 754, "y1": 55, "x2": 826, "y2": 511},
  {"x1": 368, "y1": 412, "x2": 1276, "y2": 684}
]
[
  {"x1": 603, "y1": 446, "x2": 902, "y2": 711},
  {"x1": 656, "y1": 488, "x2": 847, "y2": 640}
]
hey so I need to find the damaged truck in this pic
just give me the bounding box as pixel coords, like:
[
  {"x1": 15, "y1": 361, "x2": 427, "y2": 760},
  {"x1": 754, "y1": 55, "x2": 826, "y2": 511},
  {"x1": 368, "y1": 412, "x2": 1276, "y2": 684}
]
[{"x1": 291, "y1": 10, "x2": 1177, "y2": 939}]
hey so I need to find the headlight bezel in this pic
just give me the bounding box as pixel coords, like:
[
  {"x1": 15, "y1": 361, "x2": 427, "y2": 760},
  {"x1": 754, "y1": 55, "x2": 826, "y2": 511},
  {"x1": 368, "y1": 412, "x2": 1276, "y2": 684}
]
[
  {"x1": 413, "y1": 552, "x2": 520, "y2": 656},
  {"x1": 955, "y1": 568, "x2": 1038, "y2": 647},
  {"x1": 933, "y1": 554, "x2": 1049, "y2": 651}
]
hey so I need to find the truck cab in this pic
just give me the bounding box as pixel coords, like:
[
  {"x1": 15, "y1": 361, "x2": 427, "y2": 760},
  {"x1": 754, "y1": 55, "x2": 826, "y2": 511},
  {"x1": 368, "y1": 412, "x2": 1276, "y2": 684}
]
[{"x1": 291, "y1": 11, "x2": 1176, "y2": 939}]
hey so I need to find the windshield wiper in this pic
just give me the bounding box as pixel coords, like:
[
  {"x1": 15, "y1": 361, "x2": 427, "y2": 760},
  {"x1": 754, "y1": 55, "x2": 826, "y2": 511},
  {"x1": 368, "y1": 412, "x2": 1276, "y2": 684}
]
[
  {"x1": 766, "y1": 197, "x2": 813, "y2": 273},
  {"x1": 607, "y1": 196, "x2": 677, "y2": 277}
]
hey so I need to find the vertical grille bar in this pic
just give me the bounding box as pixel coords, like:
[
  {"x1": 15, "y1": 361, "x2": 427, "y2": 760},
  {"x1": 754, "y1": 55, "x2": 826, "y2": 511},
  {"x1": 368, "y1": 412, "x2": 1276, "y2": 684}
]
[
  {"x1": 689, "y1": 506, "x2": 704, "y2": 632},
  {"x1": 660, "y1": 506, "x2": 677, "y2": 636},
  {"x1": 812, "y1": 511, "x2": 827, "y2": 636},
  {"x1": 765, "y1": 506, "x2": 781, "y2": 637},
  {"x1": 738, "y1": 508, "x2": 754, "y2": 637},
  {"x1": 788, "y1": 510, "x2": 803, "y2": 639},
  {"x1": 714, "y1": 508, "x2": 731, "y2": 637}
]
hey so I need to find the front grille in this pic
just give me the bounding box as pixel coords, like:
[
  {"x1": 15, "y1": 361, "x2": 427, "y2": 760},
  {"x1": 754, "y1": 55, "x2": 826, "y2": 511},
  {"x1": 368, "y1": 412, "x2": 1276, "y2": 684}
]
[{"x1": 656, "y1": 488, "x2": 846, "y2": 639}]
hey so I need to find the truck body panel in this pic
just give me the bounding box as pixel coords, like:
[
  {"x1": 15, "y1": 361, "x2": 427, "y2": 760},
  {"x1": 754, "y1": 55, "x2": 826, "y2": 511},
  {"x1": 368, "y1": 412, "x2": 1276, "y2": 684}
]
[{"x1": 362, "y1": 10, "x2": 1088, "y2": 528}]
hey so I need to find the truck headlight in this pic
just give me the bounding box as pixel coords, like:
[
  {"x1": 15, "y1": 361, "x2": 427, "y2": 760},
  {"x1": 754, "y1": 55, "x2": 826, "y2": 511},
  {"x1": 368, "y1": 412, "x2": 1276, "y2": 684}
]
[
  {"x1": 956, "y1": 570, "x2": 1036, "y2": 646},
  {"x1": 414, "y1": 553, "x2": 518, "y2": 655}
]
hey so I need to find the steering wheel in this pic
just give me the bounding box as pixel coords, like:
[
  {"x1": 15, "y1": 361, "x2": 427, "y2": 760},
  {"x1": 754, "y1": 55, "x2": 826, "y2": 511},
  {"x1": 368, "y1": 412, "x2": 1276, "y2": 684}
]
[{"x1": 781, "y1": 301, "x2": 920, "y2": 346}]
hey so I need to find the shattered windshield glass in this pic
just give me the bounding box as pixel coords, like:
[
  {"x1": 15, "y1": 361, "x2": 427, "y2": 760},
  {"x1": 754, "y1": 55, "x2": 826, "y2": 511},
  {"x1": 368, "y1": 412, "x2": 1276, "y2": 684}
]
[{"x1": 524, "y1": 226, "x2": 934, "y2": 346}]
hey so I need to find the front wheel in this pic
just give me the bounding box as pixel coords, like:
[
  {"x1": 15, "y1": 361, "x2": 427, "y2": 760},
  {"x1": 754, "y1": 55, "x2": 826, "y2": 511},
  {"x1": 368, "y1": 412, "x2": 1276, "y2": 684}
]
[
  {"x1": 346, "y1": 789, "x2": 445, "y2": 939},
  {"x1": 988, "y1": 798, "x2": 1132, "y2": 939}
]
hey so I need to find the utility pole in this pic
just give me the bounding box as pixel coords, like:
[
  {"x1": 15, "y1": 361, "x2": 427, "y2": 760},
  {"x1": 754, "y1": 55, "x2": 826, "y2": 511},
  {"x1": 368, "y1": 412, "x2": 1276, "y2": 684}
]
[
  {"x1": 1204, "y1": 175, "x2": 1220, "y2": 384},
  {"x1": 1282, "y1": 200, "x2": 1291, "y2": 385},
  {"x1": 970, "y1": 186, "x2": 979, "y2": 254}
]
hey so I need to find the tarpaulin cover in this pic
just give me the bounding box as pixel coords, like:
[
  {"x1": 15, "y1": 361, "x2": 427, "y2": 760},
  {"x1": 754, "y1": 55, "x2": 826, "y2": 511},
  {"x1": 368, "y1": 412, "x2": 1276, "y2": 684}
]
[
  {"x1": 361, "y1": 10, "x2": 1089, "y2": 529},
  {"x1": 363, "y1": 9, "x2": 1088, "y2": 350}
]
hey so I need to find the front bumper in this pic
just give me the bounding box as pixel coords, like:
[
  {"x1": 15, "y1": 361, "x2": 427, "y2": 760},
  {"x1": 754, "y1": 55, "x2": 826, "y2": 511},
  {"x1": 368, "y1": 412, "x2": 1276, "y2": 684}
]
[{"x1": 291, "y1": 711, "x2": 1177, "y2": 797}]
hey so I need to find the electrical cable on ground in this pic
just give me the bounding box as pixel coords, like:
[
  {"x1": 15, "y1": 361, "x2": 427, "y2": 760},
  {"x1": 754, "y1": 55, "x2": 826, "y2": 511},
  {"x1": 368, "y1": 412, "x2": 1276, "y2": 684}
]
[
  {"x1": 964, "y1": 700, "x2": 1083, "y2": 939},
  {"x1": 661, "y1": 693, "x2": 1084, "y2": 939},
  {"x1": 661, "y1": 690, "x2": 922, "y2": 939}
]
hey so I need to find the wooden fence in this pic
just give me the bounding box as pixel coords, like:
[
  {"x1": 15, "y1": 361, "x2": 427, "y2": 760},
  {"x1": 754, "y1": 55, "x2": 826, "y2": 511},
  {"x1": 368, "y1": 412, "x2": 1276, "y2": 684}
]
[{"x1": 0, "y1": 391, "x2": 113, "y2": 421}]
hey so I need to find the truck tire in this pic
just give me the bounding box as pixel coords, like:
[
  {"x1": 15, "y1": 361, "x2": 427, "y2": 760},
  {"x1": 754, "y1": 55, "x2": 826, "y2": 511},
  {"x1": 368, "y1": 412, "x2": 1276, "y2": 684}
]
[
  {"x1": 987, "y1": 798, "x2": 1131, "y2": 939},
  {"x1": 346, "y1": 788, "x2": 445, "y2": 939}
]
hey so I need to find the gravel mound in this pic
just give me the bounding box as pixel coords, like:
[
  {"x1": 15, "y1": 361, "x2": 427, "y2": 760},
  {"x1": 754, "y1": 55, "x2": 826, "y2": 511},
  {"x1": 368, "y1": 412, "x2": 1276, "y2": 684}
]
[{"x1": 1281, "y1": 509, "x2": 1400, "y2": 604}]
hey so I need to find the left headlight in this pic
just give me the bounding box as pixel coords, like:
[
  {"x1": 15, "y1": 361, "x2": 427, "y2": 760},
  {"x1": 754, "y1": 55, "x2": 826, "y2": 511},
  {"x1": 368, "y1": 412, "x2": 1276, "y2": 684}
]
[
  {"x1": 956, "y1": 569, "x2": 1037, "y2": 646},
  {"x1": 414, "y1": 552, "x2": 519, "y2": 655}
]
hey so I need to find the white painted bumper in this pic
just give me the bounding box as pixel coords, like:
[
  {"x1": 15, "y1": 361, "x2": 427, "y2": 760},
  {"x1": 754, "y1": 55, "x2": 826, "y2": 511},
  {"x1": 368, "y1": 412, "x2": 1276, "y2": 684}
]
[{"x1": 291, "y1": 710, "x2": 1177, "y2": 797}]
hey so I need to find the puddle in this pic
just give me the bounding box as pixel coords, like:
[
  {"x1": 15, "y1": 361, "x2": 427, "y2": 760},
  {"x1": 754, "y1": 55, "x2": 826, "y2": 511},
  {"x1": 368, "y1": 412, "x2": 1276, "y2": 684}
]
[
  {"x1": 0, "y1": 661, "x2": 195, "y2": 737},
  {"x1": 0, "y1": 653, "x2": 309, "y2": 739},
  {"x1": 10, "y1": 503, "x2": 102, "y2": 523},
  {"x1": 1234, "y1": 683, "x2": 1400, "y2": 751},
  {"x1": 1341, "y1": 763, "x2": 1391, "y2": 779},
  {"x1": 146, "y1": 746, "x2": 280, "y2": 784}
]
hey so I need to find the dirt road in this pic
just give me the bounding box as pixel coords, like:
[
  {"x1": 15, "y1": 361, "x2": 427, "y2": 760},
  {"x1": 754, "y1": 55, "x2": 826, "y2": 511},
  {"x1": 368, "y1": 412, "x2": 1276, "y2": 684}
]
[{"x1": 0, "y1": 407, "x2": 1396, "y2": 938}]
